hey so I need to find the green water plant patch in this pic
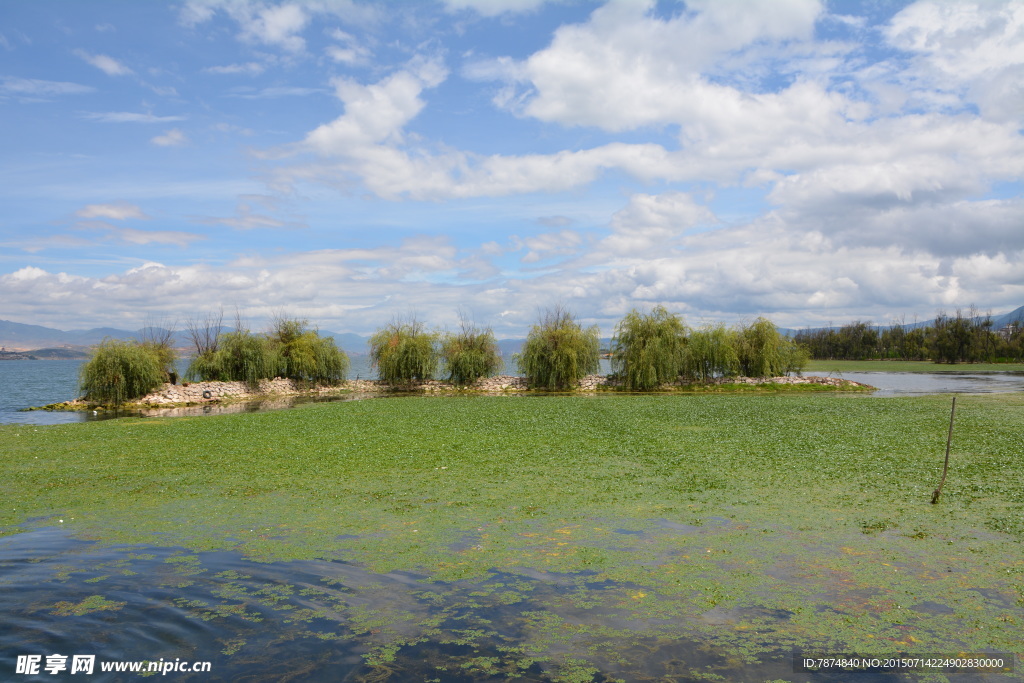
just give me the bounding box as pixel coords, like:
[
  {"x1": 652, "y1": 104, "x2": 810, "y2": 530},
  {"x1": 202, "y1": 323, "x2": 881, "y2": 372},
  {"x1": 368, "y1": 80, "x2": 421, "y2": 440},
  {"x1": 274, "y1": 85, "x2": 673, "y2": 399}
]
[{"x1": 2, "y1": 394, "x2": 1022, "y2": 680}]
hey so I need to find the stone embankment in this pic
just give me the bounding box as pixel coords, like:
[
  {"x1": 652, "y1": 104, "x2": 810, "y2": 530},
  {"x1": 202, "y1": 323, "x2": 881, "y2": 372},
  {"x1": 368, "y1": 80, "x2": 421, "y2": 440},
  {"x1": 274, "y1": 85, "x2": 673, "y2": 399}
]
[{"x1": 133, "y1": 373, "x2": 868, "y2": 405}]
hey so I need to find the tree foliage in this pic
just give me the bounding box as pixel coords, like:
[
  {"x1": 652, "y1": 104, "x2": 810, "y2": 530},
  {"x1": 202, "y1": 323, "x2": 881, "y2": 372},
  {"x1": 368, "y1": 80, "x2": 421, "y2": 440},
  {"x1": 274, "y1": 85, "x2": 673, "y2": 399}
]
[
  {"x1": 735, "y1": 317, "x2": 806, "y2": 378},
  {"x1": 369, "y1": 318, "x2": 439, "y2": 384},
  {"x1": 793, "y1": 307, "x2": 1023, "y2": 363},
  {"x1": 186, "y1": 314, "x2": 347, "y2": 386},
  {"x1": 441, "y1": 320, "x2": 503, "y2": 385},
  {"x1": 517, "y1": 306, "x2": 600, "y2": 390},
  {"x1": 684, "y1": 323, "x2": 740, "y2": 382},
  {"x1": 80, "y1": 338, "x2": 165, "y2": 404},
  {"x1": 268, "y1": 316, "x2": 348, "y2": 385},
  {"x1": 612, "y1": 306, "x2": 687, "y2": 390}
]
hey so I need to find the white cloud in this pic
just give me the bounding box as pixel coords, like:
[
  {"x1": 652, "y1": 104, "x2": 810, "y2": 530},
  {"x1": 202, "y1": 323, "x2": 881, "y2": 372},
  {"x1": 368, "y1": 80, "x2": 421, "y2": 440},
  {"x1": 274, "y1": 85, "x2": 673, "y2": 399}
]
[
  {"x1": 884, "y1": 1, "x2": 1024, "y2": 123},
  {"x1": 151, "y1": 128, "x2": 189, "y2": 147},
  {"x1": 74, "y1": 223, "x2": 205, "y2": 248},
  {"x1": 305, "y1": 57, "x2": 447, "y2": 153},
  {"x1": 477, "y1": 0, "x2": 824, "y2": 131},
  {"x1": 83, "y1": 112, "x2": 187, "y2": 124},
  {"x1": 518, "y1": 229, "x2": 583, "y2": 263},
  {"x1": 76, "y1": 203, "x2": 150, "y2": 220},
  {"x1": 0, "y1": 76, "x2": 94, "y2": 98},
  {"x1": 242, "y1": 3, "x2": 310, "y2": 52},
  {"x1": 600, "y1": 192, "x2": 716, "y2": 256},
  {"x1": 73, "y1": 49, "x2": 133, "y2": 76},
  {"x1": 203, "y1": 62, "x2": 266, "y2": 75},
  {"x1": 230, "y1": 86, "x2": 326, "y2": 99},
  {"x1": 443, "y1": 0, "x2": 552, "y2": 17},
  {"x1": 180, "y1": 0, "x2": 381, "y2": 55}
]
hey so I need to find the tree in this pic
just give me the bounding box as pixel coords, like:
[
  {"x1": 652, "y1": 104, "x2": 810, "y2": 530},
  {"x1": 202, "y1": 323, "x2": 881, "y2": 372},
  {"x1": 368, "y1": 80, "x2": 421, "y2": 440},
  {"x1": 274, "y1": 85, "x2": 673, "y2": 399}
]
[
  {"x1": 612, "y1": 306, "x2": 687, "y2": 390},
  {"x1": 138, "y1": 318, "x2": 179, "y2": 383},
  {"x1": 441, "y1": 318, "x2": 503, "y2": 385},
  {"x1": 215, "y1": 329, "x2": 276, "y2": 387},
  {"x1": 736, "y1": 318, "x2": 789, "y2": 378},
  {"x1": 80, "y1": 338, "x2": 165, "y2": 404},
  {"x1": 369, "y1": 317, "x2": 439, "y2": 384},
  {"x1": 516, "y1": 306, "x2": 600, "y2": 390},
  {"x1": 684, "y1": 323, "x2": 739, "y2": 382},
  {"x1": 267, "y1": 315, "x2": 348, "y2": 385}
]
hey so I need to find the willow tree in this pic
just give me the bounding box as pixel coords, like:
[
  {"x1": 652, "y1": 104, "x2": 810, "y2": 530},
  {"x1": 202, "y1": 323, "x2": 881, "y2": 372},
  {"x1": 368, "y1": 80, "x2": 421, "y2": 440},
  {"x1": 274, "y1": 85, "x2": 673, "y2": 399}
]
[
  {"x1": 684, "y1": 323, "x2": 740, "y2": 382},
  {"x1": 370, "y1": 318, "x2": 439, "y2": 385},
  {"x1": 612, "y1": 306, "x2": 687, "y2": 390},
  {"x1": 80, "y1": 338, "x2": 165, "y2": 404},
  {"x1": 441, "y1": 320, "x2": 503, "y2": 385},
  {"x1": 211, "y1": 328, "x2": 276, "y2": 388},
  {"x1": 268, "y1": 316, "x2": 348, "y2": 385},
  {"x1": 735, "y1": 317, "x2": 807, "y2": 378},
  {"x1": 517, "y1": 306, "x2": 600, "y2": 390}
]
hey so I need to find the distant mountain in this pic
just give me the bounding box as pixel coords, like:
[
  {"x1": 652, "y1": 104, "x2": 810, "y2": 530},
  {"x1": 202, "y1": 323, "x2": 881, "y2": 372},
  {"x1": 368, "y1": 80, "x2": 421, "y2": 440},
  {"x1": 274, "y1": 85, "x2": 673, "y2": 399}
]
[
  {"x1": 3, "y1": 307, "x2": 1021, "y2": 352},
  {"x1": 782, "y1": 305, "x2": 1024, "y2": 336},
  {"x1": 992, "y1": 305, "x2": 1024, "y2": 329}
]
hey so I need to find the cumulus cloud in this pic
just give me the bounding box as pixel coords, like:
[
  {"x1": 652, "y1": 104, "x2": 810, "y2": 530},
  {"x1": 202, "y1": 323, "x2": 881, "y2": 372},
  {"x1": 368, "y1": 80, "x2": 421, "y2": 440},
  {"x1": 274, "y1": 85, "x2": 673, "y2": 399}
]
[
  {"x1": 600, "y1": 192, "x2": 716, "y2": 256},
  {"x1": 179, "y1": 0, "x2": 379, "y2": 54},
  {"x1": 73, "y1": 49, "x2": 133, "y2": 76},
  {"x1": 885, "y1": 1, "x2": 1024, "y2": 122},
  {"x1": 473, "y1": 0, "x2": 824, "y2": 131},
  {"x1": 517, "y1": 229, "x2": 583, "y2": 263}
]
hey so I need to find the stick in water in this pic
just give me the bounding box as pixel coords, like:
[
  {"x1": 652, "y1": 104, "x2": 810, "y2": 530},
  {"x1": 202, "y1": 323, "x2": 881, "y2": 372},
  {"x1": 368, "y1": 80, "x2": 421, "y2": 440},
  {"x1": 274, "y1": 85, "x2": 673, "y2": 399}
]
[{"x1": 931, "y1": 396, "x2": 957, "y2": 505}]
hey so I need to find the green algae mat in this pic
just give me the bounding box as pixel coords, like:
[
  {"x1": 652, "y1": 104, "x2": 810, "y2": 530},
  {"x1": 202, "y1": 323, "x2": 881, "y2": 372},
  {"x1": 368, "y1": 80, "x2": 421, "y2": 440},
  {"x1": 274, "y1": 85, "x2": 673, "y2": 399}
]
[{"x1": 2, "y1": 394, "x2": 1022, "y2": 681}]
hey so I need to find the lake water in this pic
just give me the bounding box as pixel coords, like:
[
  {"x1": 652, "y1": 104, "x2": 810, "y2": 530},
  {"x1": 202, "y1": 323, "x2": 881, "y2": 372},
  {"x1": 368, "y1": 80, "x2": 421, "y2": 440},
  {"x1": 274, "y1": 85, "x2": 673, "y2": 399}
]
[{"x1": 1, "y1": 359, "x2": 1022, "y2": 426}]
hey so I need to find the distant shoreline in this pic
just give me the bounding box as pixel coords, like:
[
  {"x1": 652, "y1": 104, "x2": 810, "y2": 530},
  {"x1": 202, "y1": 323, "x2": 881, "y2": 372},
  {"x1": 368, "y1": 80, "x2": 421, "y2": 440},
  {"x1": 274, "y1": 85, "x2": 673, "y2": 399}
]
[{"x1": 0, "y1": 349, "x2": 90, "y2": 361}]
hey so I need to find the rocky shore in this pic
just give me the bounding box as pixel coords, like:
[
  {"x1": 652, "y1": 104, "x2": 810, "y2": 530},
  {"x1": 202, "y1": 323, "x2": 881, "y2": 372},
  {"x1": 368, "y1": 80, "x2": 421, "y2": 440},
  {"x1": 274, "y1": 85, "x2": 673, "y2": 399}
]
[{"x1": 35, "y1": 374, "x2": 872, "y2": 411}]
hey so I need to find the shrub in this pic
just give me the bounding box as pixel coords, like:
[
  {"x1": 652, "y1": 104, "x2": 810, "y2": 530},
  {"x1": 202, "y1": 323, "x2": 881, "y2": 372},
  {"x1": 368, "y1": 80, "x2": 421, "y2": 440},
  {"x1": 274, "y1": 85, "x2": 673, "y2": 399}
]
[
  {"x1": 612, "y1": 306, "x2": 687, "y2": 390},
  {"x1": 517, "y1": 306, "x2": 600, "y2": 390},
  {"x1": 441, "y1": 322, "x2": 503, "y2": 385},
  {"x1": 80, "y1": 338, "x2": 165, "y2": 404},
  {"x1": 683, "y1": 323, "x2": 740, "y2": 382},
  {"x1": 369, "y1": 318, "x2": 439, "y2": 384}
]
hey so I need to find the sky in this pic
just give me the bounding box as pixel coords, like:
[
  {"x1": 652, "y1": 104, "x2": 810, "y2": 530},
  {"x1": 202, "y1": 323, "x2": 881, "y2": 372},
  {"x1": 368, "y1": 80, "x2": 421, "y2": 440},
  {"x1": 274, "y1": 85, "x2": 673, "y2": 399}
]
[{"x1": 1, "y1": 0, "x2": 1022, "y2": 337}]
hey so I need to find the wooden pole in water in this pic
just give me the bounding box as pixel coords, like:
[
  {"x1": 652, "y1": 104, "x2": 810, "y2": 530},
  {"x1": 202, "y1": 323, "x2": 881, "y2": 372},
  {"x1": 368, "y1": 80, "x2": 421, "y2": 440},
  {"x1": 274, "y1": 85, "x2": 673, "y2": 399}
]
[{"x1": 931, "y1": 396, "x2": 957, "y2": 505}]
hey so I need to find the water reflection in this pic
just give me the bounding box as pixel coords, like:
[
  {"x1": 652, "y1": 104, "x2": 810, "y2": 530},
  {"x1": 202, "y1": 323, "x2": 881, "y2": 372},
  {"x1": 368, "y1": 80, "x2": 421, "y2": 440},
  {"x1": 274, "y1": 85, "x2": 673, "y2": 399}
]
[{"x1": 829, "y1": 371, "x2": 1024, "y2": 396}]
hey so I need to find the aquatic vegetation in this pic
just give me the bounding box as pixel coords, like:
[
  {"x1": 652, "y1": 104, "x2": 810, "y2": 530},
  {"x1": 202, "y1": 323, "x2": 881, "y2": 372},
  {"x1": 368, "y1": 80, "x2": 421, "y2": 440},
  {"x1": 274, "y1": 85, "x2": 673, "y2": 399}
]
[{"x1": 1, "y1": 393, "x2": 1022, "y2": 679}]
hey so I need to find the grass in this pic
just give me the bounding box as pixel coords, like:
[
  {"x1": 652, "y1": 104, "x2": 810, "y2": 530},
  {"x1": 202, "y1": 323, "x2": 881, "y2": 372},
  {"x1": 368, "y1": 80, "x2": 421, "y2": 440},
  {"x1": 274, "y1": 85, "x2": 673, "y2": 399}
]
[
  {"x1": 2, "y1": 394, "x2": 1023, "y2": 679},
  {"x1": 805, "y1": 359, "x2": 1024, "y2": 374}
]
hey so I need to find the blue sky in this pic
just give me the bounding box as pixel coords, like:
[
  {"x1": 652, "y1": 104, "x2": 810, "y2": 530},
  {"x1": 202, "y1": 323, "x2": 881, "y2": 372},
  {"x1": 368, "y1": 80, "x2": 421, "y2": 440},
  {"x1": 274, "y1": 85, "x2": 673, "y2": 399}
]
[{"x1": 2, "y1": 0, "x2": 1022, "y2": 337}]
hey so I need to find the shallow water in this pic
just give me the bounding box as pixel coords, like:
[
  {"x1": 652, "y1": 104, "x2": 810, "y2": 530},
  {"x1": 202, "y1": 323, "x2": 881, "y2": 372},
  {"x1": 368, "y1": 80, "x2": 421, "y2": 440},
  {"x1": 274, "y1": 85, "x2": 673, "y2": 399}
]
[{"x1": 2, "y1": 525, "x2": 1018, "y2": 682}]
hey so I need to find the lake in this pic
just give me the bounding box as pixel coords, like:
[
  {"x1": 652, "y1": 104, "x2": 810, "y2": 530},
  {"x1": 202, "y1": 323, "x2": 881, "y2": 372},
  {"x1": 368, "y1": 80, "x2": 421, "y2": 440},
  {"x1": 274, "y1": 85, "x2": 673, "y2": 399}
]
[{"x1": 1, "y1": 358, "x2": 1022, "y2": 426}]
